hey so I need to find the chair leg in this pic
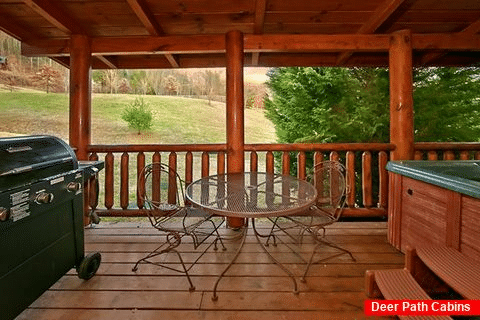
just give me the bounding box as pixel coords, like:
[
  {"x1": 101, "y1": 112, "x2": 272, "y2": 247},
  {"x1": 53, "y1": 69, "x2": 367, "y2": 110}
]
[
  {"x1": 171, "y1": 248, "x2": 196, "y2": 292},
  {"x1": 300, "y1": 233, "x2": 356, "y2": 281},
  {"x1": 264, "y1": 217, "x2": 279, "y2": 247},
  {"x1": 132, "y1": 241, "x2": 171, "y2": 272},
  {"x1": 132, "y1": 234, "x2": 199, "y2": 291}
]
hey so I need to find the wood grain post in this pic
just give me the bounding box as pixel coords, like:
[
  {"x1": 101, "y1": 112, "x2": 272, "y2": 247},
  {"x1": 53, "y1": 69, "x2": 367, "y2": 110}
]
[
  {"x1": 389, "y1": 30, "x2": 414, "y2": 161},
  {"x1": 226, "y1": 30, "x2": 245, "y2": 228},
  {"x1": 69, "y1": 34, "x2": 91, "y2": 160},
  {"x1": 388, "y1": 30, "x2": 414, "y2": 247}
]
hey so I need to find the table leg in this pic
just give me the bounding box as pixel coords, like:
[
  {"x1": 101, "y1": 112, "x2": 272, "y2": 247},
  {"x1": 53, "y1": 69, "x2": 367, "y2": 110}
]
[
  {"x1": 211, "y1": 221, "x2": 248, "y2": 301},
  {"x1": 252, "y1": 218, "x2": 299, "y2": 295}
]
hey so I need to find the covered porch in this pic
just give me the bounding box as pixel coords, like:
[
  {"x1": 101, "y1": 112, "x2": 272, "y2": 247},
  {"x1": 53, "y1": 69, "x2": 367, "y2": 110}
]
[{"x1": 16, "y1": 221, "x2": 402, "y2": 320}]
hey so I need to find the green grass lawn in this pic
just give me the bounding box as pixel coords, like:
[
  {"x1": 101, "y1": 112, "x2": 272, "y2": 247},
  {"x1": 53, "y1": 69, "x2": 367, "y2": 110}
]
[
  {"x1": 0, "y1": 89, "x2": 276, "y2": 144},
  {"x1": 0, "y1": 89, "x2": 277, "y2": 210}
]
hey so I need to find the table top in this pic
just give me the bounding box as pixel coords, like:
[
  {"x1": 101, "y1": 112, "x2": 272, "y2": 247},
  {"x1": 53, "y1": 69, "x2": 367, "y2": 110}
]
[{"x1": 185, "y1": 172, "x2": 317, "y2": 218}]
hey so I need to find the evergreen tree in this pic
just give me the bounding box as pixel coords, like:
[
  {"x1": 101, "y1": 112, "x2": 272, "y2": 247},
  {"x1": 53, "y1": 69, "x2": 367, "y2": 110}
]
[{"x1": 265, "y1": 66, "x2": 480, "y2": 144}]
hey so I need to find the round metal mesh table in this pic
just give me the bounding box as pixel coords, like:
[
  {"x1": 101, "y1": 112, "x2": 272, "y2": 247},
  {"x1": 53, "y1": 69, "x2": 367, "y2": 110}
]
[
  {"x1": 185, "y1": 172, "x2": 318, "y2": 300},
  {"x1": 185, "y1": 172, "x2": 317, "y2": 218}
]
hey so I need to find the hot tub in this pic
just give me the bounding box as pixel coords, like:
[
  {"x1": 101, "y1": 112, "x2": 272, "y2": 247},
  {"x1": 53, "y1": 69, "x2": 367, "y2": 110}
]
[{"x1": 386, "y1": 160, "x2": 480, "y2": 260}]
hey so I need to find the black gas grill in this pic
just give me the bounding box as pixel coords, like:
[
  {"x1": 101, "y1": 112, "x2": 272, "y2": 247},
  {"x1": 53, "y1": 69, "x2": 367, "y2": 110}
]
[{"x1": 0, "y1": 135, "x2": 104, "y2": 320}]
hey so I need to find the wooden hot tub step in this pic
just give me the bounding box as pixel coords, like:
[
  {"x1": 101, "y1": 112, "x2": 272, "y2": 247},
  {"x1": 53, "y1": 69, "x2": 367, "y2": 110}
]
[
  {"x1": 416, "y1": 245, "x2": 480, "y2": 300},
  {"x1": 365, "y1": 269, "x2": 452, "y2": 320}
]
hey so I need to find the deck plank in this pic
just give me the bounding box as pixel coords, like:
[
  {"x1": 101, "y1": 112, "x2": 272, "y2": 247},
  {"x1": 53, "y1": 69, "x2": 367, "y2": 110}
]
[{"x1": 16, "y1": 221, "x2": 399, "y2": 320}]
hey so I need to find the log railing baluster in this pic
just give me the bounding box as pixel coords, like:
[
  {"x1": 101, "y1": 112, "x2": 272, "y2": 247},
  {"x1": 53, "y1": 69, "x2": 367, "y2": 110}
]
[
  {"x1": 414, "y1": 150, "x2": 423, "y2": 160},
  {"x1": 104, "y1": 152, "x2": 114, "y2": 209},
  {"x1": 201, "y1": 152, "x2": 209, "y2": 178},
  {"x1": 329, "y1": 151, "x2": 339, "y2": 162},
  {"x1": 428, "y1": 151, "x2": 438, "y2": 160},
  {"x1": 250, "y1": 151, "x2": 258, "y2": 173},
  {"x1": 312, "y1": 152, "x2": 324, "y2": 197},
  {"x1": 346, "y1": 151, "x2": 356, "y2": 207},
  {"x1": 297, "y1": 151, "x2": 306, "y2": 180},
  {"x1": 120, "y1": 152, "x2": 129, "y2": 210},
  {"x1": 137, "y1": 152, "x2": 145, "y2": 209},
  {"x1": 282, "y1": 151, "x2": 290, "y2": 175},
  {"x1": 362, "y1": 151, "x2": 373, "y2": 208},
  {"x1": 217, "y1": 151, "x2": 226, "y2": 174},
  {"x1": 313, "y1": 151, "x2": 324, "y2": 167},
  {"x1": 152, "y1": 152, "x2": 161, "y2": 204},
  {"x1": 168, "y1": 152, "x2": 177, "y2": 204},
  {"x1": 266, "y1": 151, "x2": 274, "y2": 173},
  {"x1": 87, "y1": 152, "x2": 99, "y2": 210},
  {"x1": 378, "y1": 151, "x2": 388, "y2": 209},
  {"x1": 443, "y1": 150, "x2": 455, "y2": 160},
  {"x1": 460, "y1": 150, "x2": 470, "y2": 160},
  {"x1": 185, "y1": 151, "x2": 193, "y2": 187}
]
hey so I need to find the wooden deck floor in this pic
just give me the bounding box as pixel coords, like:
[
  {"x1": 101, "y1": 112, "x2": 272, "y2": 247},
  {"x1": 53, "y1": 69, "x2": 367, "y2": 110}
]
[{"x1": 16, "y1": 221, "x2": 402, "y2": 320}]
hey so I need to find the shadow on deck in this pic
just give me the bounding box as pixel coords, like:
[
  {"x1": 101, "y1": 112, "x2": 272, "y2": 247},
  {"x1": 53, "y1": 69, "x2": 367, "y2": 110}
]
[{"x1": 16, "y1": 221, "x2": 402, "y2": 320}]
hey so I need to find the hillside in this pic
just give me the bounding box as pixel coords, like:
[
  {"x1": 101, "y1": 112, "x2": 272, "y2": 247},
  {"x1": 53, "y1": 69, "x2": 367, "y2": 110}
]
[{"x1": 0, "y1": 88, "x2": 276, "y2": 144}]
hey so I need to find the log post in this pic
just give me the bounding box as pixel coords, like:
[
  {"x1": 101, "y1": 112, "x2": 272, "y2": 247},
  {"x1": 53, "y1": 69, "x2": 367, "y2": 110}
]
[
  {"x1": 69, "y1": 34, "x2": 92, "y2": 160},
  {"x1": 226, "y1": 30, "x2": 245, "y2": 228},
  {"x1": 389, "y1": 29, "x2": 414, "y2": 161},
  {"x1": 387, "y1": 30, "x2": 414, "y2": 246}
]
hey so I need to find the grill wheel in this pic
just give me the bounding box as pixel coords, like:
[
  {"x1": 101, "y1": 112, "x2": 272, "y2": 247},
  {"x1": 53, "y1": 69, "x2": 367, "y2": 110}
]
[{"x1": 77, "y1": 252, "x2": 102, "y2": 280}]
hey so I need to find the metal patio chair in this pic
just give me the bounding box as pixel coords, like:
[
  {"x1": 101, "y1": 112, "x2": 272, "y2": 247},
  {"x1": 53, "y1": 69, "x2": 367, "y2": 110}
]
[
  {"x1": 132, "y1": 162, "x2": 225, "y2": 291},
  {"x1": 265, "y1": 160, "x2": 356, "y2": 281}
]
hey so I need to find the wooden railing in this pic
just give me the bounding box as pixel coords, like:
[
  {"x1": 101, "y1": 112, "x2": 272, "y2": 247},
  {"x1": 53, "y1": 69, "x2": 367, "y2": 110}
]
[
  {"x1": 82, "y1": 142, "x2": 480, "y2": 223},
  {"x1": 86, "y1": 142, "x2": 395, "y2": 219},
  {"x1": 414, "y1": 142, "x2": 480, "y2": 161}
]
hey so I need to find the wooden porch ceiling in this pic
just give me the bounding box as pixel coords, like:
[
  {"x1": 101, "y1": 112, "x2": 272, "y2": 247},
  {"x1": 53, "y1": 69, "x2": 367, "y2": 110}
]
[{"x1": 1, "y1": 0, "x2": 480, "y2": 69}]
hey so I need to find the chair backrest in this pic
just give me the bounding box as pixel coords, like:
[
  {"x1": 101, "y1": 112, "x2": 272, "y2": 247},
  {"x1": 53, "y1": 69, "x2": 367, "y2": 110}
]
[
  {"x1": 137, "y1": 163, "x2": 185, "y2": 225},
  {"x1": 309, "y1": 160, "x2": 347, "y2": 221}
]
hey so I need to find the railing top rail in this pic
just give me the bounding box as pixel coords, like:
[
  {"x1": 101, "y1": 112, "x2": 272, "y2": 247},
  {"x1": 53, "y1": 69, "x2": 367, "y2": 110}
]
[
  {"x1": 415, "y1": 142, "x2": 480, "y2": 151},
  {"x1": 245, "y1": 143, "x2": 395, "y2": 152},
  {"x1": 88, "y1": 144, "x2": 228, "y2": 153},
  {"x1": 88, "y1": 143, "x2": 396, "y2": 153}
]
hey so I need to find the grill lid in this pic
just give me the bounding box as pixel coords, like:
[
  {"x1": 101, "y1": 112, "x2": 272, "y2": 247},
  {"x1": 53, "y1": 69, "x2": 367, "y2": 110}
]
[{"x1": 0, "y1": 135, "x2": 78, "y2": 192}]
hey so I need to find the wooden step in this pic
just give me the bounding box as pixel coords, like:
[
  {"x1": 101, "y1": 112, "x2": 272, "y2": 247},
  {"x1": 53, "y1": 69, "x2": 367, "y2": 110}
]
[
  {"x1": 416, "y1": 245, "x2": 480, "y2": 300},
  {"x1": 365, "y1": 269, "x2": 452, "y2": 320}
]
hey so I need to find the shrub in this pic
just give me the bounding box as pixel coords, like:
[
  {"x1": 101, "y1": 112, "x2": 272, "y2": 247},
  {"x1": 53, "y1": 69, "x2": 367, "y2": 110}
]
[{"x1": 121, "y1": 97, "x2": 153, "y2": 134}]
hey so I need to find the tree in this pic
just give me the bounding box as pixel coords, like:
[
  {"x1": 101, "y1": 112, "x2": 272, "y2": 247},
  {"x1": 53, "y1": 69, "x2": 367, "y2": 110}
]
[
  {"x1": 264, "y1": 66, "x2": 480, "y2": 203},
  {"x1": 265, "y1": 66, "x2": 480, "y2": 145},
  {"x1": 164, "y1": 75, "x2": 179, "y2": 95},
  {"x1": 413, "y1": 67, "x2": 480, "y2": 142},
  {"x1": 121, "y1": 97, "x2": 153, "y2": 134},
  {"x1": 33, "y1": 64, "x2": 62, "y2": 93},
  {"x1": 245, "y1": 82, "x2": 267, "y2": 109},
  {"x1": 104, "y1": 69, "x2": 121, "y2": 94},
  {"x1": 265, "y1": 67, "x2": 390, "y2": 144}
]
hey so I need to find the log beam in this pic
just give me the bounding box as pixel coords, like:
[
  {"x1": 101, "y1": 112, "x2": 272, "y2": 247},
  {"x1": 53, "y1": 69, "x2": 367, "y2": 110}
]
[
  {"x1": 126, "y1": 0, "x2": 164, "y2": 35},
  {"x1": 336, "y1": 0, "x2": 406, "y2": 65},
  {"x1": 421, "y1": 18, "x2": 480, "y2": 65},
  {"x1": 226, "y1": 30, "x2": 245, "y2": 228},
  {"x1": 253, "y1": 0, "x2": 267, "y2": 34},
  {"x1": 0, "y1": 10, "x2": 39, "y2": 42},
  {"x1": 22, "y1": 33, "x2": 480, "y2": 58},
  {"x1": 69, "y1": 35, "x2": 91, "y2": 160},
  {"x1": 95, "y1": 55, "x2": 117, "y2": 69},
  {"x1": 24, "y1": 0, "x2": 85, "y2": 34},
  {"x1": 389, "y1": 30, "x2": 414, "y2": 161},
  {"x1": 125, "y1": 0, "x2": 178, "y2": 68}
]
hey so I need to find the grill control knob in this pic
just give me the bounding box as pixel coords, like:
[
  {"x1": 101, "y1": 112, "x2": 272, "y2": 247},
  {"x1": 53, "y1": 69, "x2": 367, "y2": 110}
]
[
  {"x1": 0, "y1": 207, "x2": 8, "y2": 221},
  {"x1": 67, "y1": 182, "x2": 81, "y2": 192},
  {"x1": 36, "y1": 192, "x2": 54, "y2": 204}
]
